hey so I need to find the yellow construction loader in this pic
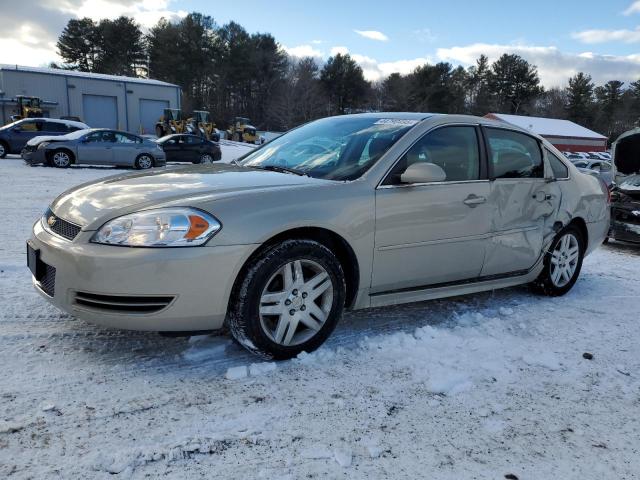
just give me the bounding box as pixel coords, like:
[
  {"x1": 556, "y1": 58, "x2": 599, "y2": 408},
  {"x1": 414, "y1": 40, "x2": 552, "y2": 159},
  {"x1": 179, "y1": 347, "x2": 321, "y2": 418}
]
[
  {"x1": 10, "y1": 96, "x2": 43, "y2": 122},
  {"x1": 186, "y1": 111, "x2": 219, "y2": 141},
  {"x1": 155, "y1": 108, "x2": 186, "y2": 137},
  {"x1": 227, "y1": 117, "x2": 259, "y2": 143}
]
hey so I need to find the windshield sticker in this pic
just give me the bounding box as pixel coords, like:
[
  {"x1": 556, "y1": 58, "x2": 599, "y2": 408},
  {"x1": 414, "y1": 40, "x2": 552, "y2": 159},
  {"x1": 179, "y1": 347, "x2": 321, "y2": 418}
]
[{"x1": 374, "y1": 119, "x2": 419, "y2": 126}]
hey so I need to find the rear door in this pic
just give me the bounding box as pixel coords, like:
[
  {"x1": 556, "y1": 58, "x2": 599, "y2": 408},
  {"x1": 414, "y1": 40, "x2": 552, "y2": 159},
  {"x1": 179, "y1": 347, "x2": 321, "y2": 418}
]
[
  {"x1": 372, "y1": 125, "x2": 492, "y2": 293},
  {"x1": 112, "y1": 132, "x2": 141, "y2": 166},
  {"x1": 480, "y1": 127, "x2": 560, "y2": 276},
  {"x1": 76, "y1": 131, "x2": 113, "y2": 165}
]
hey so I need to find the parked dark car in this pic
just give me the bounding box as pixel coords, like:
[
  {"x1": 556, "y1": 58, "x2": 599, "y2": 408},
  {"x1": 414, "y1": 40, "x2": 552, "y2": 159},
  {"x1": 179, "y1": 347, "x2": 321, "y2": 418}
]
[
  {"x1": 609, "y1": 175, "x2": 640, "y2": 244},
  {"x1": 156, "y1": 134, "x2": 222, "y2": 164},
  {"x1": 0, "y1": 118, "x2": 89, "y2": 158}
]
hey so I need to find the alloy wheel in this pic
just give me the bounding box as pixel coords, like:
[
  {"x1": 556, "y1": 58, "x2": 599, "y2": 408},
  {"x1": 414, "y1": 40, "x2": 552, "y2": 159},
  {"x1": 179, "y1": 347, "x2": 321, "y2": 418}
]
[
  {"x1": 550, "y1": 233, "x2": 580, "y2": 287},
  {"x1": 0, "y1": 143, "x2": 5, "y2": 157},
  {"x1": 200, "y1": 154, "x2": 213, "y2": 164},
  {"x1": 259, "y1": 259, "x2": 334, "y2": 346},
  {"x1": 53, "y1": 151, "x2": 70, "y2": 167},
  {"x1": 137, "y1": 155, "x2": 153, "y2": 169}
]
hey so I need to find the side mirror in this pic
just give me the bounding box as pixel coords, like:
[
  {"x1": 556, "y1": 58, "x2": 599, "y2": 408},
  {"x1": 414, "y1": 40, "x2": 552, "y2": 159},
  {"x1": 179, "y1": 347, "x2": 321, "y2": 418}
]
[{"x1": 400, "y1": 162, "x2": 446, "y2": 184}]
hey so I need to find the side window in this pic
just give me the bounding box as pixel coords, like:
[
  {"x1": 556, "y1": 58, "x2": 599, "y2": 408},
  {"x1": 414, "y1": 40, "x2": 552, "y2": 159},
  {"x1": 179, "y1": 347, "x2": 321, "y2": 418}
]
[
  {"x1": 486, "y1": 128, "x2": 543, "y2": 179},
  {"x1": 19, "y1": 120, "x2": 40, "y2": 132},
  {"x1": 115, "y1": 132, "x2": 137, "y2": 143},
  {"x1": 384, "y1": 126, "x2": 480, "y2": 184},
  {"x1": 44, "y1": 122, "x2": 68, "y2": 133},
  {"x1": 546, "y1": 149, "x2": 569, "y2": 179},
  {"x1": 84, "y1": 132, "x2": 103, "y2": 143},
  {"x1": 102, "y1": 131, "x2": 117, "y2": 143},
  {"x1": 185, "y1": 136, "x2": 201, "y2": 144}
]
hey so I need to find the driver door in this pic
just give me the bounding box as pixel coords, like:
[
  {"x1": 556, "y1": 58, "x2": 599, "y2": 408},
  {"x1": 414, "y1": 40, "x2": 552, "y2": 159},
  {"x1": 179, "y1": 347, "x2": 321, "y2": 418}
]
[
  {"x1": 372, "y1": 125, "x2": 491, "y2": 294},
  {"x1": 77, "y1": 131, "x2": 113, "y2": 165}
]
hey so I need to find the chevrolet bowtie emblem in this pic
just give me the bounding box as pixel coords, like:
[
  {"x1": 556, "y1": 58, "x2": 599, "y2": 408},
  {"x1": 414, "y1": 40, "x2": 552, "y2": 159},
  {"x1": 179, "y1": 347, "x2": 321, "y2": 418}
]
[{"x1": 47, "y1": 215, "x2": 57, "y2": 227}]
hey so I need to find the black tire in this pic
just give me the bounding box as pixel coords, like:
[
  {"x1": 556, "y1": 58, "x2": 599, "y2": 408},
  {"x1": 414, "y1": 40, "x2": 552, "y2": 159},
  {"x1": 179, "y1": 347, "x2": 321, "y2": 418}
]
[
  {"x1": 155, "y1": 126, "x2": 164, "y2": 138},
  {"x1": 50, "y1": 149, "x2": 73, "y2": 168},
  {"x1": 228, "y1": 239, "x2": 346, "y2": 360},
  {"x1": 0, "y1": 141, "x2": 8, "y2": 158},
  {"x1": 135, "y1": 154, "x2": 154, "y2": 170},
  {"x1": 195, "y1": 152, "x2": 214, "y2": 164},
  {"x1": 530, "y1": 225, "x2": 585, "y2": 296},
  {"x1": 213, "y1": 150, "x2": 222, "y2": 161}
]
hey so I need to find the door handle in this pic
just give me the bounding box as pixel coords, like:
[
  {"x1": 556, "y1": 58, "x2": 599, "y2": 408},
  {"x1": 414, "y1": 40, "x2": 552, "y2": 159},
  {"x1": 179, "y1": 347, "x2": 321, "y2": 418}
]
[{"x1": 463, "y1": 194, "x2": 486, "y2": 207}]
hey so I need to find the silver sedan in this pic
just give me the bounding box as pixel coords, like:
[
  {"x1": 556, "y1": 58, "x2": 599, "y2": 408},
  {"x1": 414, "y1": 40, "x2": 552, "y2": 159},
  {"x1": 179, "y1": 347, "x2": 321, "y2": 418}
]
[
  {"x1": 22, "y1": 128, "x2": 166, "y2": 169},
  {"x1": 27, "y1": 113, "x2": 609, "y2": 359}
]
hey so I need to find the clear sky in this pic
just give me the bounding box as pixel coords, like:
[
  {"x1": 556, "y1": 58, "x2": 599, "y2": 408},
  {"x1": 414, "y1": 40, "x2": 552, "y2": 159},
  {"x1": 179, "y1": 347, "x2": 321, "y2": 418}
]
[{"x1": 3, "y1": 0, "x2": 640, "y2": 87}]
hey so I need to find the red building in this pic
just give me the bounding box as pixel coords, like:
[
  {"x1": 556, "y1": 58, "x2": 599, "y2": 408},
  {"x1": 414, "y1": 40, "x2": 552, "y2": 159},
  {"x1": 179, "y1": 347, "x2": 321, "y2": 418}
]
[{"x1": 484, "y1": 113, "x2": 608, "y2": 152}]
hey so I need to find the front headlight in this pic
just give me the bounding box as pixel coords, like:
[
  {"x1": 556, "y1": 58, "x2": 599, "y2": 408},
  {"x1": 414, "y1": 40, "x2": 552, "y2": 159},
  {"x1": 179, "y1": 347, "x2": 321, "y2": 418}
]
[
  {"x1": 91, "y1": 208, "x2": 221, "y2": 247},
  {"x1": 37, "y1": 142, "x2": 50, "y2": 150}
]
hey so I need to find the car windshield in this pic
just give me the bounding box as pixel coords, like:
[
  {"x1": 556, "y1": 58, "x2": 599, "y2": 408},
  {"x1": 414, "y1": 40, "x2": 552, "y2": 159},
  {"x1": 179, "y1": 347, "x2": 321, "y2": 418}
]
[{"x1": 240, "y1": 116, "x2": 417, "y2": 181}]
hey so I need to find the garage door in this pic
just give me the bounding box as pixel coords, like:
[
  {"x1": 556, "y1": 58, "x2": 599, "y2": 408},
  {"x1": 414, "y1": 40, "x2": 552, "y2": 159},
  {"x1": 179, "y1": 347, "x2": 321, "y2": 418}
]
[
  {"x1": 82, "y1": 95, "x2": 118, "y2": 129},
  {"x1": 139, "y1": 99, "x2": 169, "y2": 135}
]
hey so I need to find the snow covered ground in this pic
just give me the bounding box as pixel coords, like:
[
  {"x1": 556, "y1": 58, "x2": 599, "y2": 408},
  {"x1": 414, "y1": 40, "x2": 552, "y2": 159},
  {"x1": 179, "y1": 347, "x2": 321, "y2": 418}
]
[{"x1": 1, "y1": 157, "x2": 639, "y2": 479}]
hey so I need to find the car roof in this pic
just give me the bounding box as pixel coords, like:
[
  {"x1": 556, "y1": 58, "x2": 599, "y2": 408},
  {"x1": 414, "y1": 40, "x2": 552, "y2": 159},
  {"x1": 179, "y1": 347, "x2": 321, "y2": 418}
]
[
  {"x1": 18, "y1": 117, "x2": 89, "y2": 129},
  {"x1": 339, "y1": 112, "x2": 436, "y2": 121}
]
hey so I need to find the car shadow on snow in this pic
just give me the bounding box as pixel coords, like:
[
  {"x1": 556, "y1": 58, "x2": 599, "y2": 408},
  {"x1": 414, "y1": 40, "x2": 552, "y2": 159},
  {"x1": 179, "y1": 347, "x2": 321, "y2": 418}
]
[{"x1": 67, "y1": 286, "x2": 531, "y2": 377}]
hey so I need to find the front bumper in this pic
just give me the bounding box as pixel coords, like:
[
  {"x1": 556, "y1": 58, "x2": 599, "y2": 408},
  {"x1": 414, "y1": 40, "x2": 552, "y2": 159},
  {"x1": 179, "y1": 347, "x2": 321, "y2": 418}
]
[
  {"x1": 29, "y1": 220, "x2": 256, "y2": 331},
  {"x1": 609, "y1": 198, "x2": 640, "y2": 243},
  {"x1": 22, "y1": 147, "x2": 47, "y2": 165}
]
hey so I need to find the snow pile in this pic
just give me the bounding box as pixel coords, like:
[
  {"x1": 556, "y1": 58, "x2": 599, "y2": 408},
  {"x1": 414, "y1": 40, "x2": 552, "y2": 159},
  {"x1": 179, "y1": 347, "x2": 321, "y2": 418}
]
[{"x1": 1, "y1": 158, "x2": 639, "y2": 478}]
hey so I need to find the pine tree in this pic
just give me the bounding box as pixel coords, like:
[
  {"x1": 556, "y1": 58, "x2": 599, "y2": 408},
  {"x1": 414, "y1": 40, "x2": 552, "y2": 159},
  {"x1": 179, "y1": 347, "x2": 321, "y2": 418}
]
[
  {"x1": 565, "y1": 72, "x2": 594, "y2": 127},
  {"x1": 56, "y1": 18, "x2": 98, "y2": 71},
  {"x1": 320, "y1": 54, "x2": 369, "y2": 114},
  {"x1": 489, "y1": 54, "x2": 542, "y2": 114}
]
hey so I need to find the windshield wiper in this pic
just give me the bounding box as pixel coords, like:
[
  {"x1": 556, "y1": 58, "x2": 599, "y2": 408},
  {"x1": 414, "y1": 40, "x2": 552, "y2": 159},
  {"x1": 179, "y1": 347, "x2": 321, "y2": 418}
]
[{"x1": 250, "y1": 165, "x2": 308, "y2": 176}]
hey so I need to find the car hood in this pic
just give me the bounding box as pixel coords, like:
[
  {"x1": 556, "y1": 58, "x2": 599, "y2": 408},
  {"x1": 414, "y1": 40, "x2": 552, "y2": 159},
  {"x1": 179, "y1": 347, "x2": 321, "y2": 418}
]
[
  {"x1": 618, "y1": 174, "x2": 640, "y2": 198},
  {"x1": 50, "y1": 163, "x2": 332, "y2": 228},
  {"x1": 27, "y1": 132, "x2": 83, "y2": 146}
]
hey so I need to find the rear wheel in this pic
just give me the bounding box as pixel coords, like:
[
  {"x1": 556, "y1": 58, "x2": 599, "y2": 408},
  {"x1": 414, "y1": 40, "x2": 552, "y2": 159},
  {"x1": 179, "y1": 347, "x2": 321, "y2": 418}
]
[
  {"x1": 135, "y1": 154, "x2": 154, "y2": 170},
  {"x1": 196, "y1": 153, "x2": 214, "y2": 164},
  {"x1": 155, "y1": 126, "x2": 164, "y2": 138},
  {"x1": 51, "y1": 149, "x2": 72, "y2": 168},
  {"x1": 0, "y1": 141, "x2": 7, "y2": 158},
  {"x1": 531, "y1": 225, "x2": 585, "y2": 296},
  {"x1": 228, "y1": 239, "x2": 346, "y2": 360}
]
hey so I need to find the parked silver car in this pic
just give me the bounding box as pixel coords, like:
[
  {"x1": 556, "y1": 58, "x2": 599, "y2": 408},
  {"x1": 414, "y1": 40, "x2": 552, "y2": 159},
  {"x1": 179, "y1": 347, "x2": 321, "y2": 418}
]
[
  {"x1": 22, "y1": 128, "x2": 166, "y2": 169},
  {"x1": 27, "y1": 113, "x2": 610, "y2": 359}
]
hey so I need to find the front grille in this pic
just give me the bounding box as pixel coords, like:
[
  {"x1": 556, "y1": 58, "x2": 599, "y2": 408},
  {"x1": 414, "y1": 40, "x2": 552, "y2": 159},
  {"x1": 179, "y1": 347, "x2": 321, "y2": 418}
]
[
  {"x1": 74, "y1": 292, "x2": 175, "y2": 314},
  {"x1": 45, "y1": 209, "x2": 81, "y2": 241},
  {"x1": 37, "y1": 264, "x2": 56, "y2": 297}
]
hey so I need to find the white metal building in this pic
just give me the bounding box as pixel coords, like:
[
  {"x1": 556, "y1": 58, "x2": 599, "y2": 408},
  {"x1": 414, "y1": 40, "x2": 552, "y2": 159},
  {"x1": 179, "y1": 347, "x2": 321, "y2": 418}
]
[
  {"x1": 484, "y1": 113, "x2": 608, "y2": 152},
  {"x1": 0, "y1": 65, "x2": 181, "y2": 135}
]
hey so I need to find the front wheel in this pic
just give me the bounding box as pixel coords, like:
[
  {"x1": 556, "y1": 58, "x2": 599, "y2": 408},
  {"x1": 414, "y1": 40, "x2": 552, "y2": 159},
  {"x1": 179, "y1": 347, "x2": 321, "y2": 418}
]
[
  {"x1": 531, "y1": 225, "x2": 585, "y2": 296},
  {"x1": 51, "y1": 150, "x2": 72, "y2": 168},
  {"x1": 135, "y1": 154, "x2": 154, "y2": 169},
  {"x1": 228, "y1": 239, "x2": 346, "y2": 360}
]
